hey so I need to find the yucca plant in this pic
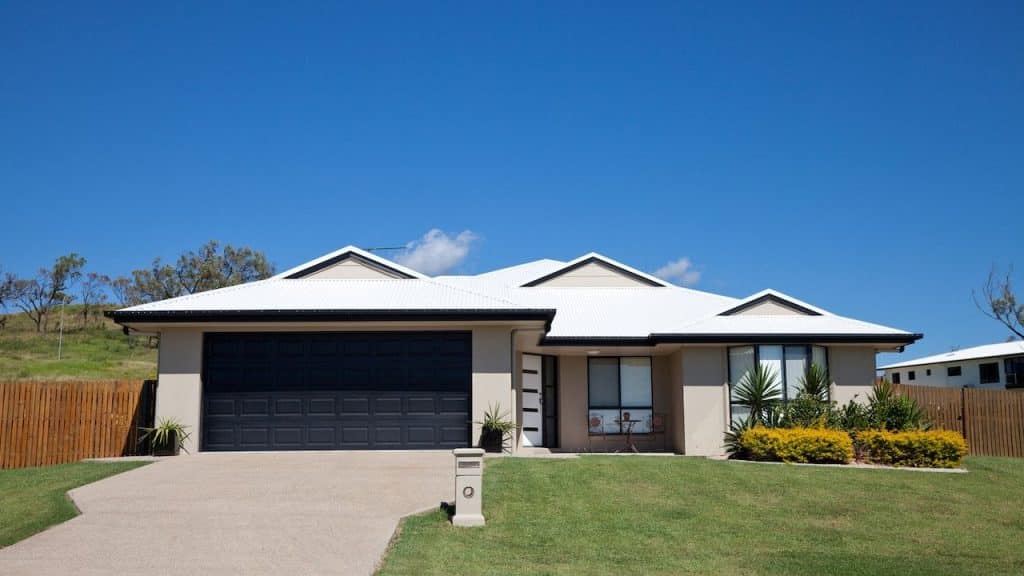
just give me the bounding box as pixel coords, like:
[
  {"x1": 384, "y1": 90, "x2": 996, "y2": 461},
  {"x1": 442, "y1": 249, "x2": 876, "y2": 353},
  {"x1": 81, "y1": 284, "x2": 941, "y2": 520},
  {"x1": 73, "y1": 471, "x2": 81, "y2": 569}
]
[
  {"x1": 867, "y1": 379, "x2": 931, "y2": 431},
  {"x1": 140, "y1": 418, "x2": 191, "y2": 456},
  {"x1": 474, "y1": 403, "x2": 516, "y2": 453},
  {"x1": 733, "y1": 363, "x2": 782, "y2": 425},
  {"x1": 724, "y1": 416, "x2": 753, "y2": 458},
  {"x1": 798, "y1": 362, "x2": 830, "y2": 401}
]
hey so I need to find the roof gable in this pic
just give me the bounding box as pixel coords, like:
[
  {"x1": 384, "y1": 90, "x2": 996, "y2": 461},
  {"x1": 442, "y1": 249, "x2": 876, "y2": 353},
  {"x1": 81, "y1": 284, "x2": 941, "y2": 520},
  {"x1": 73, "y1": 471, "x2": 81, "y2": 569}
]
[
  {"x1": 521, "y1": 253, "x2": 669, "y2": 288},
  {"x1": 718, "y1": 290, "x2": 826, "y2": 316},
  {"x1": 274, "y1": 246, "x2": 426, "y2": 280}
]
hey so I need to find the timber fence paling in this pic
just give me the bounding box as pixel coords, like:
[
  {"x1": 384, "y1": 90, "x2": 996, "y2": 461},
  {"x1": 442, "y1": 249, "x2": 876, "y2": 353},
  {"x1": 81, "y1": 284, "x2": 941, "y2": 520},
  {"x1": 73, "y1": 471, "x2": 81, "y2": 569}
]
[
  {"x1": 895, "y1": 383, "x2": 1024, "y2": 458},
  {"x1": 0, "y1": 380, "x2": 150, "y2": 469}
]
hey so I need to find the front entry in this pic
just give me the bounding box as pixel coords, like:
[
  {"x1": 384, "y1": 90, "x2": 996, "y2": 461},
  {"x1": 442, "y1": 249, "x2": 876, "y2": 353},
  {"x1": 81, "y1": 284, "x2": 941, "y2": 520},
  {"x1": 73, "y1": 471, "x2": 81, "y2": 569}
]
[{"x1": 521, "y1": 354, "x2": 543, "y2": 446}]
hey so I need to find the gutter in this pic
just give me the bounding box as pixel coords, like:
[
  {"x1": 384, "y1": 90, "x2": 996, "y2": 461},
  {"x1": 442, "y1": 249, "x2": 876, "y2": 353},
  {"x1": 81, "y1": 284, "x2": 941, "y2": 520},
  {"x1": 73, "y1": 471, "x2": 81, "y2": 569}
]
[
  {"x1": 105, "y1": 308, "x2": 557, "y2": 328},
  {"x1": 539, "y1": 332, "x2": 924, "y2": 347}
]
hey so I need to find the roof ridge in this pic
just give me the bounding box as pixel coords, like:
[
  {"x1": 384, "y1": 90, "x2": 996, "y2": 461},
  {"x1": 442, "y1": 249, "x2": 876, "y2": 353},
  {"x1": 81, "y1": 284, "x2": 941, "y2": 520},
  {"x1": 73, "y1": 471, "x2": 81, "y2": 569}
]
[{"x1": 423, "y1": 277, "x2": 522, "y2": 307}]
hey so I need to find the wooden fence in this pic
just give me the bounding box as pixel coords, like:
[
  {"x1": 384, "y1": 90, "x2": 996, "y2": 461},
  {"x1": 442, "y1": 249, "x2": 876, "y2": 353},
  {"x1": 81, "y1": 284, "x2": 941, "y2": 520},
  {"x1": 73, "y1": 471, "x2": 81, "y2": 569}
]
[
  {"x1": 0, "y1": 380, "x2": 156, "y2": 469},
  {"x1": 895, "y1": 384, "x2": 1024, "y2": 457}
]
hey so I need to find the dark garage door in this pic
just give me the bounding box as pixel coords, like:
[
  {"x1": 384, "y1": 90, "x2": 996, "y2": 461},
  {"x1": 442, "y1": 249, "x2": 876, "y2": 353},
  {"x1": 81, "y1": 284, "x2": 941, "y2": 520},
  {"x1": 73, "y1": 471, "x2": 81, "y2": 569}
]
[{"x1": 201, "y1": 332, "x2": 472, "y2": 451}]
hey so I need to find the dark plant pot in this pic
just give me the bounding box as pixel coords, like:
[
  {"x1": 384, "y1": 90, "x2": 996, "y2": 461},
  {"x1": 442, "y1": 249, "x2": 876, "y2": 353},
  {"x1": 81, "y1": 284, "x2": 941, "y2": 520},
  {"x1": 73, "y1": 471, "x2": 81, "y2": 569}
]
[
  {"x1": 479, "y1": 429, "x2": 505, "y2": 453},
  {"x1": 152, "y1": 431, "x2": 180, "y2": 457}
]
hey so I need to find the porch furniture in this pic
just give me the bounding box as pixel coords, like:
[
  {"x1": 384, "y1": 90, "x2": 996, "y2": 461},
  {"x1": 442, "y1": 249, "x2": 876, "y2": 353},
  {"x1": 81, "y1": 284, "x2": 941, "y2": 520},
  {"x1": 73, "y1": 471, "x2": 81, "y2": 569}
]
[
  {"x1": 649, "y1": 413, "x2": 668, "y2": 451},
  {"x1": 588, "y1": 412, "x2": 608, "y2": 452},
  {"x1": 615, "y1": 417, "x2": 641, "y2": 453}
]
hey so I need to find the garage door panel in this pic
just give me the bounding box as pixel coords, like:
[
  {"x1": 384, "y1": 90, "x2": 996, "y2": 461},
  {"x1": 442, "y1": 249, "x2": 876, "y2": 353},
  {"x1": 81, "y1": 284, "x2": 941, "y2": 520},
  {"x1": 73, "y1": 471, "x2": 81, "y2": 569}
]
[
  {"x1": 308, "y1": 397, "x2": 337, "y2": 416},
  {"x1": 274, "y1": 427, "x2": 303, "y2": 447},
  {"x1": 202, "y1": 332, "x2": 471, "y2": 451},
  {"x1": 241, "y1": 398, "x2": 270, "y2": 416},
  {"x1": 340, "y1": 397, "x2": 370, "y2": 415},
  {"x1": 274, "y1": 398, "x2": 303, "y2": 415}
]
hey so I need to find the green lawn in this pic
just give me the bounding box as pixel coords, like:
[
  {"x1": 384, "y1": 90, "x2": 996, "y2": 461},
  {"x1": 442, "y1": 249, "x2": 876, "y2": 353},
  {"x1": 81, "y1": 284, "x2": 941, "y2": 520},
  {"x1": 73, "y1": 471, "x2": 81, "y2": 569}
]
[
  {"x1": 0, "y1": 308, "x2": 156, "y2": 380},
  {"x1": 0, "y1": 461, "x2": 151, "y2": 547},
  {"x1": 378, "y1": 456, "x2": 1024, "y2": 576}
]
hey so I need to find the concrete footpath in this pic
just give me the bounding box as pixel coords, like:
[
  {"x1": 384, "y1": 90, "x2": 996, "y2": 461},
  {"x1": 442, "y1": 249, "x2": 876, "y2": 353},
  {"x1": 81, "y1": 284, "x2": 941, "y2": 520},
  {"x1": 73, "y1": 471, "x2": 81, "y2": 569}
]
[{"x1": 0, "y1": 451, "x2": 454, "y2": 575}]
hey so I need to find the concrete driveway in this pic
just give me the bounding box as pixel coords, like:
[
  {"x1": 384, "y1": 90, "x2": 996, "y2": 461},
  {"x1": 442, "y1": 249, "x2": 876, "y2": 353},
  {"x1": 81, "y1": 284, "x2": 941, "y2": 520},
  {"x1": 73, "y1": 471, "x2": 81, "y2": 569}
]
[{"x1": 1, "y1": 452, "x2": 454, "y2": 576}]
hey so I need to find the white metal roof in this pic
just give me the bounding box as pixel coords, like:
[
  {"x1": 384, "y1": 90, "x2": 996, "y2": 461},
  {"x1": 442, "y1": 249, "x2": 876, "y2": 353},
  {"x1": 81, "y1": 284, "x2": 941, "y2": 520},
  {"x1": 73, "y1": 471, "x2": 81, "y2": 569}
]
[
  {"x1": 879, "y1": 341, "x2": 1024, "y2": 370},
  {"x1": 111, "y1": 246, "x2": 920, "y2": 344}
]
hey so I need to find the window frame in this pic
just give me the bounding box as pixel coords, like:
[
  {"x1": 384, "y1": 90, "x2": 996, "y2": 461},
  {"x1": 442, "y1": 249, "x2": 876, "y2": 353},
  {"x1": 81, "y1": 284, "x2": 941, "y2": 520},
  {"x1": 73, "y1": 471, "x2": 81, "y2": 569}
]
[
  {"x1": 1005, "y1": 357, "x2": 1024, "y2": 389},
  {"x1": 947, "y1": 366, "x2": 962, "y2": 377},
  {"x1": 978, "y1": 362, "x2": 1000, "y2": 385},
  {"x1": 587, "y1": 356, "x2": 653, "y2": 436},
  {"x1": 908, "y1": 370, "x2": 916, "y2": 381},
  {"x1": 727, "y1": 344, "x2": 830, "y2": 424}
]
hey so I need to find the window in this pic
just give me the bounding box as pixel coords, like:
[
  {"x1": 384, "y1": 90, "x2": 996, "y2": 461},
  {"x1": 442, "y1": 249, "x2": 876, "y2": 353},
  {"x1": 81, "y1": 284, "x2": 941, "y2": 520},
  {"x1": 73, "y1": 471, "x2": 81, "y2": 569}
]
[
  {"x1": 908, "y1": 370, "x2": 916, "y2": 381},
  {"x1": 926, "y1": 369, "x2": 932, "y2": 376},
  {"x1": 979, "y1": 362, "x2": 999, "y2": 385},
  {"x1": 947, "y1": 366, "x2": 962, "y2": 377},
  {"x1": 892, "y1": 372, "x2": 901, "y2": 384},
  {"x1": 728, "y1": 345, "x2": 828, "y2": 424},
  {"x1": 588, "y1": 357, "x2": 652, "y2": 435},
  {"x1": 1006, "y1": 357, "x2": 1024, "y2": 389}
]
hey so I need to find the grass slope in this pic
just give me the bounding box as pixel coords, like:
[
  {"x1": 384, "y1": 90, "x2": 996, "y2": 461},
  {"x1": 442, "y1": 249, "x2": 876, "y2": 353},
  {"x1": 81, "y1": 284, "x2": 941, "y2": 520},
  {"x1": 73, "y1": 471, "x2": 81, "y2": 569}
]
[
  {"x1": 379, "y1": 456, "x2": 1024, "y2": 576},
  {"x1": 0, "y1": 461, "x2": 151, "y2": 547},
  {"x1": 0, "y1": 306, "x2": 156, "y2": 380}
]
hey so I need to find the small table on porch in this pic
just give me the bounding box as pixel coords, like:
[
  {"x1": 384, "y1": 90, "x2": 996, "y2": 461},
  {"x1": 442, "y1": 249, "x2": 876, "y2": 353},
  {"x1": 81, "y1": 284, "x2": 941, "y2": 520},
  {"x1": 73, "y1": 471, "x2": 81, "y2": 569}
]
[{"x1": 615, "y1": 418, "x2": 641, "y2": 453}]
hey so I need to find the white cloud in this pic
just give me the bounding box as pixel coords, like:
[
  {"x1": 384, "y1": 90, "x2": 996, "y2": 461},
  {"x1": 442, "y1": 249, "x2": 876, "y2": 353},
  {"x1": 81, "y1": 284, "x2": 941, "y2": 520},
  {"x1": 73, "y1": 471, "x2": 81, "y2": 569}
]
[
  {"x1": 396, "y1": 229, "x2": 478, "y2": 275},
  {"x1": 654, "y1": 257, "x2": 701, "y2": 286}
]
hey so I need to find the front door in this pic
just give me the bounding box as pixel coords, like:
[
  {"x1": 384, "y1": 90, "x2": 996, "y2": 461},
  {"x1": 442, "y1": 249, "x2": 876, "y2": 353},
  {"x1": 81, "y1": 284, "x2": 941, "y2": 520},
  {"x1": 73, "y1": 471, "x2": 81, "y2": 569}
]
[{"x1": 521, "y1": 354, "x2": 543, "y2": 447}]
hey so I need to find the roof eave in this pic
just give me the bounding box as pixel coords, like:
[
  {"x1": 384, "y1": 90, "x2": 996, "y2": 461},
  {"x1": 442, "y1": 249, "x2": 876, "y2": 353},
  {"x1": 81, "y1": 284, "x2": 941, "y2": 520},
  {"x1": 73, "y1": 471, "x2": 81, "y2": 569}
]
[
  {"x1": 105, "y1": 308, "x2": 556, "y2": 327},
  {"x1": 540, "y1": 332, "x2": 924, "y2": 347}
]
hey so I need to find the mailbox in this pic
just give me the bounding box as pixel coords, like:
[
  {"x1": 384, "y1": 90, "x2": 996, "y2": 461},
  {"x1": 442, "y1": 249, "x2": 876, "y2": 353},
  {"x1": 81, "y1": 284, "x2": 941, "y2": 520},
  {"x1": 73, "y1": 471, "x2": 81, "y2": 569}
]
[{"x1": 452, "y1": 448, "x2": 485, "y2": 527}]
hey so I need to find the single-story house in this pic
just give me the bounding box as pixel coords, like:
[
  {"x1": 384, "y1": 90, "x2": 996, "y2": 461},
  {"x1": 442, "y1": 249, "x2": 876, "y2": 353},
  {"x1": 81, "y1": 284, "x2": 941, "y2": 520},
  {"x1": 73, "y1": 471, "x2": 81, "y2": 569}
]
[
  {"x1": 107, "y1": 246, "x2": 921, "y2": 455},
  {"x1": 880, "y1": 341, "x2": 1024, "y2": 390}
]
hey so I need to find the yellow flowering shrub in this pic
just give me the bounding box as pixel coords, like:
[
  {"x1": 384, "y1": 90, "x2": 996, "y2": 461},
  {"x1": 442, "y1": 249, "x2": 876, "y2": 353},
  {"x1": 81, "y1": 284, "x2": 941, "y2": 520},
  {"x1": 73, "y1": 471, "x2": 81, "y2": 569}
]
[
  {"x1": 857, "y1": 429, "x2": 967, "y2": 468},
  {"x1": 740, "y1": 427, "x2": 853, "y2": 464}
]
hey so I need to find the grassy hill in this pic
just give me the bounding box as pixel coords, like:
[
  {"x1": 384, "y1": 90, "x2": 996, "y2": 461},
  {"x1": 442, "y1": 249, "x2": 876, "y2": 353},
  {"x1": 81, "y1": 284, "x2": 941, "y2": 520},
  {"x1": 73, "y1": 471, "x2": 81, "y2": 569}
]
[{"x1": 0, "y1": 305, "x2": 157, "y2": 381}]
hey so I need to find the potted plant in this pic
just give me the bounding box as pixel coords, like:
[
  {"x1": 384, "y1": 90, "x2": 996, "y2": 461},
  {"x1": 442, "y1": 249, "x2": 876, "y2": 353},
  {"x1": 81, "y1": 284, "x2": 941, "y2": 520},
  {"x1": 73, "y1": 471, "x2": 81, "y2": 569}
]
[
  {"x1": 140, "y1": 418, "x2": 191, "y2": 456},
  {"x1": 476, "y1": 404, "x2": 516, "y2": 453}
]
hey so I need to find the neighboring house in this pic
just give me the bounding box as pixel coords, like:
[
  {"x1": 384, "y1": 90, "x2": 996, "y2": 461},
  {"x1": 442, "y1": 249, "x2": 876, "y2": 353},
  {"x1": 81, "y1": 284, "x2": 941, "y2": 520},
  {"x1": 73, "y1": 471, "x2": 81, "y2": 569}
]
[
  {"x1": 106, "y1": 246, "x2": 920, "y2": 455},
  {"x1": 880, "y1": 341, "x2": 1024, "y2": 390}
]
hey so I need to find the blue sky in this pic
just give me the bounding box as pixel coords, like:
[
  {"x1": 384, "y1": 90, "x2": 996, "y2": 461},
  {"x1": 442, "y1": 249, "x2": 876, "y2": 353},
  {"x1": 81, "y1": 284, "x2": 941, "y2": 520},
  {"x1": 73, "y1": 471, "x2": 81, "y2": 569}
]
[{"x1": 1, "y1": 2, "x2": 1021, "y2": 362}]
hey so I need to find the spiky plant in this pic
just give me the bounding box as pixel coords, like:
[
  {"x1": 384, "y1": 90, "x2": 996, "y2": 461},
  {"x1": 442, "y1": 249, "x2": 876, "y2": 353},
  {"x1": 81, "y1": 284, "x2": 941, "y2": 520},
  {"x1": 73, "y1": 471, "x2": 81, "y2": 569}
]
[
  {"x1": 724, "y1": 416, "x2": 753, "y2": 458},
  {"x1": 733, "y1": 363, "x2": 782, "y2": 425},
  {"x1": 140, "y1": 417, "x2": 191, "y2": 453},
  {"x1": 798, "y1": 362, "x2": 831, "y2": 401}
]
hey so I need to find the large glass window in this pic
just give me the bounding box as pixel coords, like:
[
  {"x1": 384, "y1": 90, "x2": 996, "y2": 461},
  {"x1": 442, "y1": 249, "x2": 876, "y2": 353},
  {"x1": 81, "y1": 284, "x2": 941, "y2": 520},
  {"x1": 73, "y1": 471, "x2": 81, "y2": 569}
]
[
  {"x1": 979, "y1": 362, "x2": 999, "y2": 385},
  {"x1": 1004, "y1": 357, "x2": 1024, "y2": 389},
  {"x1": 728, "y1": 345, "x2": 828, "y2": 424},
  {"x1": 588, "y1": 357, "x2": 653, "y2": 435}
]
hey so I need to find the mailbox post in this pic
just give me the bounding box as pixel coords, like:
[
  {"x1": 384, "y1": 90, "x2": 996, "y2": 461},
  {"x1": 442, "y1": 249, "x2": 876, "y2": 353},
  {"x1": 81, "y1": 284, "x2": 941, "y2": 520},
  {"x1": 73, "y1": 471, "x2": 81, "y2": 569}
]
[{"x1": 452, "y1": 448, "x2": 485, "y2": 527}]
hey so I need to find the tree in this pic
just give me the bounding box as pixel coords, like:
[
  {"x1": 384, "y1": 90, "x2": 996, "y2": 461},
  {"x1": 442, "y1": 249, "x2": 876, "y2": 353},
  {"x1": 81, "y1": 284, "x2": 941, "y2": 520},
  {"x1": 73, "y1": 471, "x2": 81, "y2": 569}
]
[
  {"x1": 125, "y1": 241, "x2": 274, "y2": 305},
  {"x1": 109, "y1": 276, "x2": 132, "y2": 307},
  {"x1": 0, "y1": 269, "x2": 15, "y2": 309},
  {"x1": 127, "y1": 258, "x2": 181, "y2": 305},
  {"x1": 12, "y1": 253, "x2": 86, "y2": 333},
  {"x1": 79, "y1": 272, "x2": 110, "y2": 327},
  {"x1": 975, "y1": 266, "x2": 1024, "y2": 340}
]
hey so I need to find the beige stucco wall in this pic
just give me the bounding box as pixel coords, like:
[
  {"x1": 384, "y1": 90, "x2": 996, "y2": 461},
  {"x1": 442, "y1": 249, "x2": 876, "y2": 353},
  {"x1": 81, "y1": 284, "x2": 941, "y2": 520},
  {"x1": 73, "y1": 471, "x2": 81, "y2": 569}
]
[
  {"x1": 555, "y1": 354, "x2": 675, "y2": 452},
  {"x1": 829, "y1": 346, "x2": 877, "y2": 405},
  {"x1": 302, "y1": 258, "x2": 404, "y2": 279},
  {"x1": 152, "y1": 325, "x2": 515, "y2": 453},
  {"x1": 470, "y1": 327, "x2": 514, "y2": 448},
  {"x1": 668, "y1": 349, "x2": 684, "y2": 453},
  {"x1": 154, "y1": 328, "x2": 204, "y2": 454},
  {"x1": 533, "y1": 261, "x2": 652, "y2": 287},
  {"x1": 680, "y1": 347, "x2": 729, "y2": 456},
  {"x1": 558, "y1": 355, "x2": 588, "y2": 450}
]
